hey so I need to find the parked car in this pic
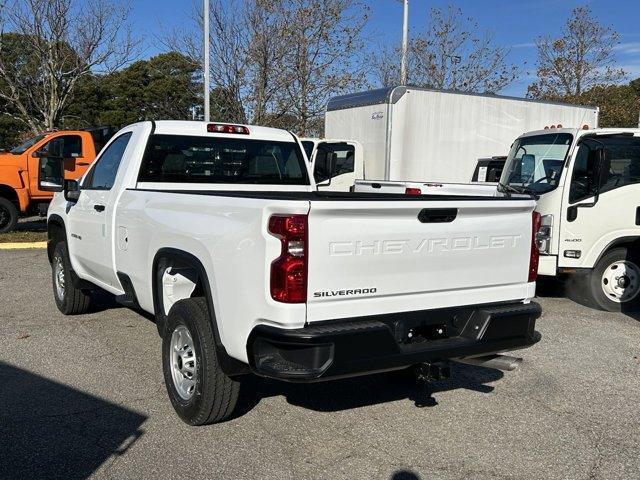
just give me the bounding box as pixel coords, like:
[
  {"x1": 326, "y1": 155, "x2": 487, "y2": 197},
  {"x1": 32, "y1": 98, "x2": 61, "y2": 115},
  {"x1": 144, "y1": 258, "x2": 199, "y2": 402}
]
[
  {"x1": 41, "y1": 120, "x2": 541, "y2": 425},
  {"x1": 0, "y1": 127, "x2": 113, "y2": 233}
]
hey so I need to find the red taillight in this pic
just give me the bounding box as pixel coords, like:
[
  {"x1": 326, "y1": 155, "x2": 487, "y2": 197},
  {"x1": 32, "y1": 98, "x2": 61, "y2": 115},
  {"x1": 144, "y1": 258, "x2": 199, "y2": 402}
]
[
  {"x1": 268, "y1": 215, "x2": 308, "y2": 303},
  {"x1": 529, "y1": 211, "x2": 541, "y2": 282},
  {"x1": 207, "y1": 123, "x2": 250, "y2": 134},
  {"x1": 405, "y1": 187, "x2": 422, "y2": 195}
]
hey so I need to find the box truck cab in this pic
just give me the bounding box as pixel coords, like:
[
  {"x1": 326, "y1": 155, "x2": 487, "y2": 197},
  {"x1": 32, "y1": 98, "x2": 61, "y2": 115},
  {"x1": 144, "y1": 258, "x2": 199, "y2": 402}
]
[
  {"x1": 500, "y1": 127, "x2": 640, "y2": 311},
  {"x1": 300, "y1": 138, "x2": 363, "y2": 191}
]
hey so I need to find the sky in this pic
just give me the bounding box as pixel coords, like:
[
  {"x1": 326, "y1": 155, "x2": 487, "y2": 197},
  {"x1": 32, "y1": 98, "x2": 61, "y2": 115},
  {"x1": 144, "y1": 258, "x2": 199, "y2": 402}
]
[{"x1": 130, "y1": 0, "x2": 640, "y2": 97}]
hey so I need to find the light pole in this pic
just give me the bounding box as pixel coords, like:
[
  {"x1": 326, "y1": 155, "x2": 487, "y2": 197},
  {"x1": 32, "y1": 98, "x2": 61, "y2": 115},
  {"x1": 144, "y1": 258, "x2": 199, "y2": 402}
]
[
  {"x1": 400, "y1": 0, "x2": 409, "y2": 85},
  {"x1": 203, "y1": 0, "x2": 210, "y2": 122}
]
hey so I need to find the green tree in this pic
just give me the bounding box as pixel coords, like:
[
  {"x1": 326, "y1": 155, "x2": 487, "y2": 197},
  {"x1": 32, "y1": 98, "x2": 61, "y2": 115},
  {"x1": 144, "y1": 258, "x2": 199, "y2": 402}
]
[
  {"x1": 65, "y1": 52, "x2": 202, "y2": 130},
  {"x1": 570, "y1": 79, "x2": 640, "y2": 128}
]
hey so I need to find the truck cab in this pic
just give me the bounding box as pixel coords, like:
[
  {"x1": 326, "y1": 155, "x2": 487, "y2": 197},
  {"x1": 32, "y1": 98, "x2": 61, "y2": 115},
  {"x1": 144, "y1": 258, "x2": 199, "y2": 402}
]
[
  {"x1": 0, "y1": 129, "x2": 107, "y2": 233},
  {"x1": 500, "y1": 127, "x2": 640, "y2": 311},
  {"x1": 300, "y1": 138, "x2": 363, "y2": 191}
]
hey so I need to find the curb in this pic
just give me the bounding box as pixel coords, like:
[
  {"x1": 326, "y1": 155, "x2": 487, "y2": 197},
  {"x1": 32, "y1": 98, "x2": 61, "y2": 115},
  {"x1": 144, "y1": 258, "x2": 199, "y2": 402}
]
[{"x1": 0, "y1": 241, "x2": 47, "y2": 250}]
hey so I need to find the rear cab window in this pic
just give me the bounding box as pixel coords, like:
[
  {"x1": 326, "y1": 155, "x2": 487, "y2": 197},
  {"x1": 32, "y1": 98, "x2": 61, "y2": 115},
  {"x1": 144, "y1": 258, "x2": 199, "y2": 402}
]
[{"x1": 138, "y1": 135, "x2": 310, "y2": 185}]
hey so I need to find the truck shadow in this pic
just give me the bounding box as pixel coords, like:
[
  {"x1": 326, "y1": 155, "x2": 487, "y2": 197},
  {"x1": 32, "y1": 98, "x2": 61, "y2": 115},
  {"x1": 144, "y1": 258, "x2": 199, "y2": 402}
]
[
  {"x1": 233, "y1": 362, "x2": 502, "y2": 417},
  {"x1": 16, "y1": 216, "x2": 47, "y2": 232},
  {"x1": 536, "y1": 276, "x2": 640, "y2": 322},
  {"x1": 0, "y1": 361, "x2": 147, "y2": 480},
  {"x1": 536, "y1": 275, "x2": 596, "y2": 309}
]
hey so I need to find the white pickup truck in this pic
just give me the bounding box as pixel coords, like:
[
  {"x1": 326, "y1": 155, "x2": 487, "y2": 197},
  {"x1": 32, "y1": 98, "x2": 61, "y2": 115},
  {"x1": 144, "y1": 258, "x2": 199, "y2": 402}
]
[{"x1": 40, "y1": 121, "x2": 541, "y2": 425}]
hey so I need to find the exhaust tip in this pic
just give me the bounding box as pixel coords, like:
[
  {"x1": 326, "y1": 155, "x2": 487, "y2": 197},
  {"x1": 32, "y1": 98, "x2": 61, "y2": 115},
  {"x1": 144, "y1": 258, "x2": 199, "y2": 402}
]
[{"x1": 456, "y1": 354, "x2": 523, "y2": 371}]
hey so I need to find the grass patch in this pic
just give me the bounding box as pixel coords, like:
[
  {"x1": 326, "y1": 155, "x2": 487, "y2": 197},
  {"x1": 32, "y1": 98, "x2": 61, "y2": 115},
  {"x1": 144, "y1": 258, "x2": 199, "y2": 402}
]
[{"x1": 0, "y1": 230, "x2": 48, "y2": 244}]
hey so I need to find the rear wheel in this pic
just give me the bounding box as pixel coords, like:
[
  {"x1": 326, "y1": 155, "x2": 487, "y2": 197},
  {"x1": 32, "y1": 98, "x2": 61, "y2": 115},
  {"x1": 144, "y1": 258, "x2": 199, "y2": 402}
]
[
  {"x1": 588, "y1": 248, "x2": 640, "y2": 311},
  {"x1": 52, "y1": 241, "x2": 91, "y2": 314},
  {"x1": 0, "y1": 197, "x2": 18, "y2": 234},
  {"x1": 162, "y1": 297, "x2": 240, "y2": 425}
]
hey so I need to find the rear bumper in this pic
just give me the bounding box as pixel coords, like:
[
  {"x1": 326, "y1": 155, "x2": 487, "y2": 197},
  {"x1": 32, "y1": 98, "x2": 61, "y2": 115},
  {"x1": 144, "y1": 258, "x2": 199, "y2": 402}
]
[{"x1": 247, "y1": 301, "x2": 541, "y2": 382}]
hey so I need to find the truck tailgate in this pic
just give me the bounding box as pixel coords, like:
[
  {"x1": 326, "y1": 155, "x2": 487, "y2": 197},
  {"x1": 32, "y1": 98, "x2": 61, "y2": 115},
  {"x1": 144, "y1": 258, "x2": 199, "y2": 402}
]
[{"x1": 306, "y1": 199, "x2": 536, "y2": 322}]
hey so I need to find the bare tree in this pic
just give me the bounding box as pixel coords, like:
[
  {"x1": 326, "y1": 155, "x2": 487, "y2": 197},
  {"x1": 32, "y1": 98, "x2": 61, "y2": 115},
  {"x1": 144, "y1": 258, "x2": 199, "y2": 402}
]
[
  {"x1": 0, "y1": 0, "x2": 137, "y2": 133},
  {"x1": 371, "y1": 6, "x2": 517, "y2": 93},
  {"x1": 171, "y1": 0, "x2": 367, "y2": 135},
  {"x1": 527, "y1": 6, "x2": 626, "y2": 100},
  {"x1": 279, "y1": 0, "x2": 369, "y2": 135},
  {"x1": 245, "y1": 1, "x2": 290, "y2": 125},
  {"x1": 370, "y1": 43, "x2": 403, "y2": 88},
  {"x1": 170, "y1": 0, "x2": 288, "y2": 124}
]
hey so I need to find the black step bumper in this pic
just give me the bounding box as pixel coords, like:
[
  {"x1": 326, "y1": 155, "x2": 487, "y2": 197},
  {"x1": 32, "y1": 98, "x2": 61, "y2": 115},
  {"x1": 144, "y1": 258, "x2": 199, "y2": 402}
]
[{"x1": 247, "y1": 301, "x2": 542, "y2": 382}]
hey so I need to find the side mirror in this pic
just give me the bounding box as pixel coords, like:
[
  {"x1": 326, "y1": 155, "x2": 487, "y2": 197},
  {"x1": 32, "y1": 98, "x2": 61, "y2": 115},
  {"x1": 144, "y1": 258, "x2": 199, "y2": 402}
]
[
  {"x1": 315, "y1": 152, "x2": 336, "y2": 188},
  {"x1": 38, "y1": 157, "x2": 64, "y2": 192},
  {"x1": 64, "y1": 179, "x2": 80, "y2": 202}
]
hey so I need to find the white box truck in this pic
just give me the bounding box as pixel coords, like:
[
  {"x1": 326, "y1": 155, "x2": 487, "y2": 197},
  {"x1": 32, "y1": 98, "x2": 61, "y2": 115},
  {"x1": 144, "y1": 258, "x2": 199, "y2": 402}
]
[{"x1": 324, "y1": 86, "x2": 599, "y2": 184}]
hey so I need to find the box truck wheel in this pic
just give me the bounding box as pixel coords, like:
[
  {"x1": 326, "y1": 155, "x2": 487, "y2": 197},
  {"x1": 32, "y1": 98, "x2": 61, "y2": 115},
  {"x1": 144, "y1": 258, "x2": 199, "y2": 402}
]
[
  {"x1": 589, "y1": 248, "x2": 640, "y2": 311},
  {"x1": 52, "y1": 241, "x2": 92, "y2": 314},
  {"x1": 162, "y1": 297, "x2": 240, "y2": 425},
  {"x1": 0, "y1": 197, "x2": 18, "y2": 234}
]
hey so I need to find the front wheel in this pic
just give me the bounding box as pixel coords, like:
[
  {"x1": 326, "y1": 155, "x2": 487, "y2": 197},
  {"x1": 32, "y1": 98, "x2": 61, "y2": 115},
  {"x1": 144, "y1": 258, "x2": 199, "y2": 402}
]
[
  {"x1": 51, "y1": 242, "x2": 91, "y2": 314},
  {"x1": 588, "y1": 248, "x2": 640, "y2": 311},
  {"x1": 162, "y1": 297, "x2": 240, "y2": 425},
  {"x1": 0, "y1": 197, "x2": 18, "y2": 234}
]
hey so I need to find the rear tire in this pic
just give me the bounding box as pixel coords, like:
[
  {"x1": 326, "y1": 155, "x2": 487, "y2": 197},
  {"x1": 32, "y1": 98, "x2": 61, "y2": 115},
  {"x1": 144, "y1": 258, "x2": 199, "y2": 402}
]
[
  {"x1": 162, "y1": 297, "x2": 240, "y2": 425},
  {"x1": 0, "y1": 197, "x2": 19, "y2": 234},
  {"x1": 588, "y1": 247, "x2": 640, "y2": 312},
  {"x1": 52, "y1": 241, "x2": 91, "y2": 314}
]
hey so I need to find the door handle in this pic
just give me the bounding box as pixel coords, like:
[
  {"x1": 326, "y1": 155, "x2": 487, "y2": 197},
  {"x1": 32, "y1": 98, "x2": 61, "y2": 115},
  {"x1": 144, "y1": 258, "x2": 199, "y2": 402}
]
[
  {"x1": 93, "y1": 204, "x2": 105, "y2": 212},
  {"x1": 418, "y1": 208, "x2": 457, "y2": 223}
]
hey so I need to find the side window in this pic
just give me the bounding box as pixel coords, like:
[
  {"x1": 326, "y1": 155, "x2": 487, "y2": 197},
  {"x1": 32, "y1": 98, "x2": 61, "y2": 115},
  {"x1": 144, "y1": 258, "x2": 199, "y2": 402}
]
[
  {"x1": 40, "y1": 135, "x2": 83, "y2": 158},
  {"x1": 569, "y1": 145, "x2": 598, "y2": 203},
  {"x1": 570, "y1": 137, "x2": 640, "y2": 203},
  {"x1": 83, "y1": 133, "x2": 132, "y2": 190},
  {"x1": 313, "y1": 143, "x2": 355, "y2": 183}
]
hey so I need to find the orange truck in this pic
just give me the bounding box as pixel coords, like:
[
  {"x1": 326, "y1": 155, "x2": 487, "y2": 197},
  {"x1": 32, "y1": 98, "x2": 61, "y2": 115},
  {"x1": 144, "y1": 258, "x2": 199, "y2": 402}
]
[{"x1": 0, "y1": 128, "x2": 113, "y2": 233}]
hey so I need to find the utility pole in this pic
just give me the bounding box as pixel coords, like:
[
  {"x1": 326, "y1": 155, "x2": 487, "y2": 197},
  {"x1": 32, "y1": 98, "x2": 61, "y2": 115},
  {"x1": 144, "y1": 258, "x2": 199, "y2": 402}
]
[
  {"x1": 400, "y1": 0, "x2": 409, "y2": 85},
  {"x1": 203, "y1": 0, "x2": 210, "y2": 122}
]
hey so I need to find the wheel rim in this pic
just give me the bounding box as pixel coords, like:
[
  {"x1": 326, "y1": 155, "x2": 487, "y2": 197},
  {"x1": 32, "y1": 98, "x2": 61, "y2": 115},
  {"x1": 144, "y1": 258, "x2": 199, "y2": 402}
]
[
  {"x1": 170, "y1": 325, "x2": 197, "y2": 400},
  {"x1": 53, "y1": 254, "x2": 66, "y2": 300},
  {"x1": 0, "y1": 205, "x2": 9, "y2": 229},
  {"x1": 601, "y1": 260, "x2": 640, "y2": 303}
]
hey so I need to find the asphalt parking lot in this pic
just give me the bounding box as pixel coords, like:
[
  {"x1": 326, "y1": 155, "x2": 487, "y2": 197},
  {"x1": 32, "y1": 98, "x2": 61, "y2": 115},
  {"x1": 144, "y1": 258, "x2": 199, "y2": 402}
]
[{"x1": 1, "y1": 249, "x2": 639, "y2": 480}]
